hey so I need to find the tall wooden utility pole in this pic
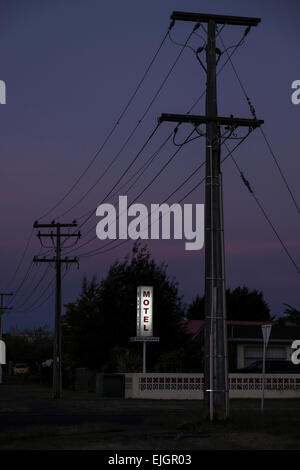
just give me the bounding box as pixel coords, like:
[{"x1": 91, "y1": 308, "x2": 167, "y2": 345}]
[
  {"x1": 159, "y1": 10, "x2": 263, "y2": 420},
  {"x1": 33, "y1": 221, "x2": 80, "y2": 399}
]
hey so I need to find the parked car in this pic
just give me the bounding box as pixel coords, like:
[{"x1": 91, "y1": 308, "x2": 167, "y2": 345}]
[
  {"x1": 13, "y1": 363, "x2": 29, "y2": 376},
  {"x1": 236, "y1": 360, "x2": 300, "y2": 373}
]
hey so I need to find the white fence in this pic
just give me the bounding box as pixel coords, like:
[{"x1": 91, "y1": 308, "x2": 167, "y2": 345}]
[{"x1": 125, "y1": 373, "x2": 300, "y2": 399}]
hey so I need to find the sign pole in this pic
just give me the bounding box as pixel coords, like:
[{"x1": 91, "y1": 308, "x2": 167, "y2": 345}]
[
  {"x1": 131, "y1": 286, "x2": 159, "y2": 373},
  {"x1": 143, "y1": 341, "x2": 146, "y2": 374},
  {"x1": 261, "y1": 339, "x2": 266, "y2": 413},
  {"x1": 261, "y1": 324, "x2": 272, "y2": 413}
]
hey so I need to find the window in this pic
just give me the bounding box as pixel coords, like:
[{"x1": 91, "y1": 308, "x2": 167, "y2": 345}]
[{"x1": 244, "y1": 345, "x2": 286, "y2": 367}]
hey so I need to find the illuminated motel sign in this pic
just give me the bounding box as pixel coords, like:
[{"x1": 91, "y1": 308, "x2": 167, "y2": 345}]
[
  {"x1": 131, "y1": 286, "x2": 159, "y2": 372},
  {"x1": 137, "y1": 286, "x2": 153, "y2": 337}
]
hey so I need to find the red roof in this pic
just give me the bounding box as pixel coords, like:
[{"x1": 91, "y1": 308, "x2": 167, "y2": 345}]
[{"x1": 183, "y1": 320, "x2": 277, "y2": 335}]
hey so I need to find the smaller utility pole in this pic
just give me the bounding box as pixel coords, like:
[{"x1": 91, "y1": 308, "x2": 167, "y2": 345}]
[
  {"x1": 33, "y1": 221, "x2": 80, "y2": 399},
  {"x1": 0, "y1": 293, "x2": 13, "y2": 384}
]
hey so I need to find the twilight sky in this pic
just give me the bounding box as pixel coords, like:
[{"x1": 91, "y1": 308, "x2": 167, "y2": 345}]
[{"x1": 0, "y1": 0, "x2": 299, "y2": 331}]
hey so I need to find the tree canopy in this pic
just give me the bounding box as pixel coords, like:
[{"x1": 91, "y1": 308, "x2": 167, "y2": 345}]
[
  {"x1": 279, "y1": 303, "x2": 300, "y2": 325},
  {"x1": 186, "y1": 286, "x2": 272, "y2": 321},
  {"x1": 4, "y1": 326, "x2": 53, "y2": 370}
]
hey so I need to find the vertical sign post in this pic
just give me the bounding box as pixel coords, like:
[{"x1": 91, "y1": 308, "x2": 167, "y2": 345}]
[
  {"x1": 261, "y1": 324, "x2": 272, "y2": 413},
  {"x1": 136, "y1": 286, "x2": 153, "y2": 337},
  {"x1": 137, "y1": 286, "x2": 153, "y2": 373}
]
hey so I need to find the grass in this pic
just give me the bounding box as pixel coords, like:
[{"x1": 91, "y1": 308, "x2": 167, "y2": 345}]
[{"x1": 0, "y1": 379, "x2": 300, "y2": 449}]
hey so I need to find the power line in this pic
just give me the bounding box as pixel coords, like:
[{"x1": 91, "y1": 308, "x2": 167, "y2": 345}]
[
  {"x1": 12, "y1": 265, "x2": 52, "y2": 310},
  {"x1": 176, "y1": 131, "x2": 251, "y2": 202},
  {"x1": 5, "y1": 22, "x2": 194, "y2": 315},
  {"x1": 77, "y1": 122, "x2": 161, "y2": 228},
  {"x1": 23, "y1": 121, "x2": 161, "y2": 275},
  {"x1": 77, "y1": 128, "x2": 247, "y2": 257},
  {"x1": 52, "y1": 26, "x2": 196, "y2": 221},
  {"x1": 6, "y1": 245, "x2": 49, "y2": 307},
  {"x1": 64, "y1": 79, "x2": 245, "y2": 255},
  {"x1": 4, "y1": 26, "x2": 173, "y2": 302},
  {"x1": 228, "y1": 145, "x2": 300, "y2": 275},
  {"x1": 187, "y1": 29, "x2": 250, "y2": 115},
  {"x1": 7, "y1": 262, "x2": 35, "y2": 305},
  {"x1": 218, "y1": 31, "x2": 300, "y2": 215},
  {"x1": 76, "y1": 131, "x2": 173, "y2": 223},
  {"x1": 66, "y1": 126, "x2": 197, "y2": 255},
  {"x1": 38, "y1": 25, "x2": 173, "y2": 221},
  {"x1": 259, "y1": 127, "x2": 300, "y2": 214},
  {"x1": 12, "y1": 271, "x2": 65, "y2": 315},
  {"x1": 3, "y1": 228, "x2": 34, "y2": 292},
  {"x1": 13, "y1": 121, "x2": 251, "y2": 308},
  {"x1": 18, "y1": 19, "x2": 243, "y2": 270},
  {"x1": 79, "y1": 128, "x2": 251, "y2": 258},
  {"x1": 5, "y1": 19, "x2": 261, "y2": 312}
]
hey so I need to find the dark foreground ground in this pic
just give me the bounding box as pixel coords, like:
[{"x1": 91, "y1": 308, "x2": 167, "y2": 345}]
[{"x1": 0, "y1": 378, "x2": 300, "y2": 450}]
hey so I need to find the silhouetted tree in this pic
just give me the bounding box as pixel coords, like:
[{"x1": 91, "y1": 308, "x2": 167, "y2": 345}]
[
  {"x1": 280, "y1": 303, "x2": 300, "y2": 325},
  {"x1": 186, "y1": 295, "x2": 205, "y2": 320},
  {"x1": 4, "y1": 326, "x2": 53, "y2": 371},
  {"x1": 62, "y1": 242, "x2": 186, "y2": 371},
  {"x1": 186, "y1": 285, "x2": 272, "y2": 321}
]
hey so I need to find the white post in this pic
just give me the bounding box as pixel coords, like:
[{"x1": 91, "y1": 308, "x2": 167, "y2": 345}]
[
  {"x1": 142, "y1": 341, "x2": 146, "y2": 374},
  {"x1": 209, "y1": 333, "x2": 213, "y2": 421},
  {"x1": 261, "y1": 324, "x2": 272, "y2": 413}
]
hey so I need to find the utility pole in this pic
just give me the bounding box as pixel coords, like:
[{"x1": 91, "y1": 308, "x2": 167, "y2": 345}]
[
  {"x1": 0, "y1": 293, "x2": 13, "y2": 384},
  {"x1": 33, "y1": 221, "x2": 80, "y2": 399},
  {"x1": 159, "y1": 11, "x2": 263, "y2": 420}
]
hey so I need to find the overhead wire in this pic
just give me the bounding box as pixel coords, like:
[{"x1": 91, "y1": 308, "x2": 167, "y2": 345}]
[
  {"x1": 12, "y1": 264, "x2": 52, "y2": 310},
  {"x1": 5, "y1": 22, "x2": 185, "y2": 313},
  {"x1": 53, "y1": 25, "x2": 197, "y2": 221},
  {"x1": 227, "y1": 144, "x2": 300, "y2": 275},
  {"x1": 66, "y1": 126, "x2": 199, "y2": 255},
  {"x1": 3, "y1": 24, "x2": 176, "y2": 307},
  {"x1": 63, "y1": 28, "x2": 254, "y2": 257},
  {"x1": 7, "y1": 123, "x2": 162, "y2": 311},
  {"x1": 76, "y1": 130, "x2": 173, "y2": 223},
  {"x1": 37, "y1": 24, "x2": 173, "y2": 221},
  {"x1": 63, "y1": 27, "x2": 248, "y2": 254},
  {"x1": 3, "y1": 228, "x2": 34, "y2": 293},
  {"x1": 73, "y1": 125, "x2": 243, "y2": 257},
  {"x1": 13, "y1": 270, "x2": 64, "y2": 315},
  {"x1": 79, "y1": 127, "x2": 251, "y2": 258},
  {"x1": 8, "y1": 21, "x2": 260, "y2": 312},
  {"x1": 218, "y1": 30, "x2": 300, "y2": 215},
  {"x1": 188, "y1": 28, "x2": 249, "y2": 114}
]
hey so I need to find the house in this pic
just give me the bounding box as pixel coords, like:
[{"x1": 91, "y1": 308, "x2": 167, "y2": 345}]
[{"x1": 184, "y1": 320, "x2": 300, "y2": 370}]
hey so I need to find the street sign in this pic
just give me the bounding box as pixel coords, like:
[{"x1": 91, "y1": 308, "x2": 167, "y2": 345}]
[
  {"x1": 261, "y1": 324, "x2": 272, "y2": 345},
  {"x1": 136, "y1": 286, "x2": 153, "y2": 337}
]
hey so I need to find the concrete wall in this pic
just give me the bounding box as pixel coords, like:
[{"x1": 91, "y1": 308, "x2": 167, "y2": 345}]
[{"x1": 125, "y1": 373, "x2": 300, "y2": 399}]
